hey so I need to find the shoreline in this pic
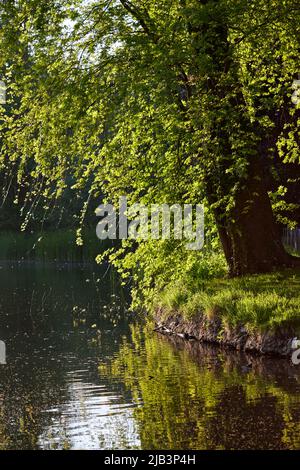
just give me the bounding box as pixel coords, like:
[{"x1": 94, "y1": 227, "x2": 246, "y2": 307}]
[{"x1": 154, "y1": 308, "x2": 299, "y2": 358}]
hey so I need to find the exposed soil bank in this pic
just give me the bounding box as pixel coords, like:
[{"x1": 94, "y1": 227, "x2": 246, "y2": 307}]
[{"x1": 154, "y1": 308, "x2": 300, "y2": 357}]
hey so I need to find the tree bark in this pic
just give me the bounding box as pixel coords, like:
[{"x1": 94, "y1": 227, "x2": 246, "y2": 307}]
[{"x1": 215, "y1": 155, "x2": 300, "y2": 276}]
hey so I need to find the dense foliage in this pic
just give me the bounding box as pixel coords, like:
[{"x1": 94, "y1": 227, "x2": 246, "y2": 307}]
[{"x1": 0, "y1": 0, "x2": 300, "y2": 307}]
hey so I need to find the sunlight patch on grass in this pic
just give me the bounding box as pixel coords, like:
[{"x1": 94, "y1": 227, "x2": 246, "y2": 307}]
[{"x1": 157, "y1": 269, "x2": 300, "y2": 332}]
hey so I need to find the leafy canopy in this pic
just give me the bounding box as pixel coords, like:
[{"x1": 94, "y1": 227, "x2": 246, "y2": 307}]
[{"x1": 0, "y1": 0, "x2": 299, "y2": 303}]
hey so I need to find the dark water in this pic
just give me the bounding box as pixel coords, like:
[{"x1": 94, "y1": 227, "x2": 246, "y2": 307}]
[{"x1": 0, "y1": 262, "x2": 300, "y2": 450}]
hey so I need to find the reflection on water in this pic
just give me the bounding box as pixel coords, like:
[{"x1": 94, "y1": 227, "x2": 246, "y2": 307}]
[
  {"x1": 107, "y1": 329, "x2": 300, "y2": 450},
  {"x1": 0, "y1": 262, "x2": 300, "y2": 450},
  {"x1": 38, "y1": 369, "x2": 140, "y2": 450}
]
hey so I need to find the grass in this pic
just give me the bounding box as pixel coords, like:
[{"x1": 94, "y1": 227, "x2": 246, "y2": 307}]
[{"x1": 157, "y1": 265, "x2": 300, "y2": 332}]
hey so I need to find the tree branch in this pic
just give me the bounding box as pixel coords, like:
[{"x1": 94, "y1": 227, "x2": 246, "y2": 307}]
[{"x1": 119, "y1": 0, "x2": 159, "y2": 43}]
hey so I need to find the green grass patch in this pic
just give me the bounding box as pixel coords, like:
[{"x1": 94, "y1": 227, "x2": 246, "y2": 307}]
[{"x1": 157, "y1": 267, "x2": 300, "y2": 332}]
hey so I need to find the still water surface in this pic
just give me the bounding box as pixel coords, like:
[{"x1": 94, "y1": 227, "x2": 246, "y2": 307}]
[{"x1": 0, "y1": 262, "x2": 300, "y2": 450}]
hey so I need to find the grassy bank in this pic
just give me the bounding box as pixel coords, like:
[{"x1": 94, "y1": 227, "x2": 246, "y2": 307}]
[
  {"x1": 156, "y1": 264, "x2": 300, "y2": 332},
  {"x1": 0, "y1": 228, "x2": 109, "y2": 263}
]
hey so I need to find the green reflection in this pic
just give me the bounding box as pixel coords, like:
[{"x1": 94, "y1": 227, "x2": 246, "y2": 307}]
[
  {"x1": 103, "y1": 323, "x2": 300, "y2": 450},
  {"x1": 1, "y1": 263, "x2": 300, "y2": 450}
]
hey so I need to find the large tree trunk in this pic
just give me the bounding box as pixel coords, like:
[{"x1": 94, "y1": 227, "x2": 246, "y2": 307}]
[
  {"x1": 181, "y1": 0, "x2": 300, "y2": 277},
  {"x1": 214, "y1": 156, "x2": 300, "y2": 277}
]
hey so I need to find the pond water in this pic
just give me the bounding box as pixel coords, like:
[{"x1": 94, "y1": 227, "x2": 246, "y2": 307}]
[{"x1": 0, "y1": 262, "x2": 300, "y2": 450}]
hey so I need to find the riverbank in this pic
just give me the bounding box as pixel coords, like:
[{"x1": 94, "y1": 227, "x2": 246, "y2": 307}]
[
  {"x1": 154, "y1": 310, "x2": 298, "y2": 357},
  {"x1": 154, "y1": 268, "x2": 300, "y2": 357}
]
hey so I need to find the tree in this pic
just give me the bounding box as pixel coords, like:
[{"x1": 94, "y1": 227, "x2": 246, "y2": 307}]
[{"x1": 0, "y1": 0, "x2": 300, "y2": 278}]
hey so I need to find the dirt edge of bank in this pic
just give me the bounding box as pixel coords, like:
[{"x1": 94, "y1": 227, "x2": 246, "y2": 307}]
[{"x1": 154, "y1": 308, "x2": 300, "y2": 357}]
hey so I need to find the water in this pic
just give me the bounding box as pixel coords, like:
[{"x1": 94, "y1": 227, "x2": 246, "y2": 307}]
[{"x1": 0, "y1": 262, "x2": 300, "y2": 450}]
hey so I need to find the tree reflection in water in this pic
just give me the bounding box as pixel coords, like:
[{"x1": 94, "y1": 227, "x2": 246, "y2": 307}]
[{"x1": 102, "y1": 323, "x2": 300, "y2": 450}]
